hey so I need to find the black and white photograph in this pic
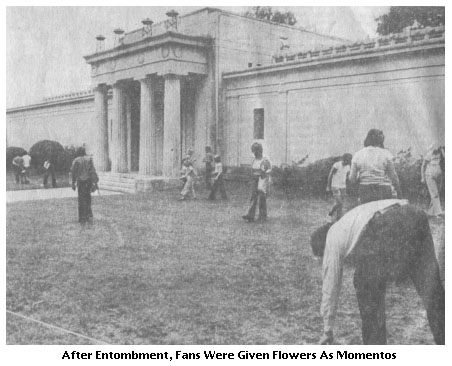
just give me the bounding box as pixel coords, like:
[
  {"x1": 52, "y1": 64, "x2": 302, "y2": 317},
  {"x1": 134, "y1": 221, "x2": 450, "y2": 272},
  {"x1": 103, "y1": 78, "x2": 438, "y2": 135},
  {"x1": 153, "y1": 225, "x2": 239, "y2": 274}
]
[{"x1": 4, "y1": 3, "x2": 446, "y2": 354}]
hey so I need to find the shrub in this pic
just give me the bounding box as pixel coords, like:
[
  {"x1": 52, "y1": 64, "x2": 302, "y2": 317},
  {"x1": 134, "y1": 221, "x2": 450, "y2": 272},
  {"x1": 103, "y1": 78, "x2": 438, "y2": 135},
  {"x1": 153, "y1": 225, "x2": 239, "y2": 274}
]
[
  {"x1": 227, "y1": 148, "x2": 442, "y2": 202},
  {"x1": 62, "y1": 145, "x2": 82, "y2": 172},
  {"x1": 29, "y1": 140, "x2": 67, "y2": 172},
  {"x1": 6, "y1": 146, "x2": 27, "y2": 171},
  {"x1": 394, "y1": 148, "x2": 429, "y2": 202},
  {"x1": 270, "y1": 156, "x2": 340, "y2": 197}
]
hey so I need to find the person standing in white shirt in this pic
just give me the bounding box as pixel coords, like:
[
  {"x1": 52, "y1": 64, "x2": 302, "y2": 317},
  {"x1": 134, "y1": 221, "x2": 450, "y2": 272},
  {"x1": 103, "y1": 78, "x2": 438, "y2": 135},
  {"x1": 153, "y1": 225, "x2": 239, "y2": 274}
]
[
  {"x1": 242, "y1": 143, "x2": 272, "y2": 222},
  {"x1": 22, "y1": 153, "x2": 31, "y2": 183},
  {"x1": 349, "y1": 129, "x2": 401, "y2": 204},
  {"x1": 326, "y1": 153, "x2": 352, "y2": 220},
  {"x1": 421, "y1": 145, "x2": 444, "y2": 217},
  {"x1": 208, "y1": 155, "x2": 227, "y2": 200}
]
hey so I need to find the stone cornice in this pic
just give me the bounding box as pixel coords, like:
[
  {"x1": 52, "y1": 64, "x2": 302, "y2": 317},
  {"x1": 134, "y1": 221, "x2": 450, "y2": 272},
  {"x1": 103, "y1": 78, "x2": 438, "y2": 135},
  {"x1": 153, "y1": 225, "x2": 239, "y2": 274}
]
[
  {"x1": 84, "y1": 32, "x2": 211, "y2": 65},
  {"x1": 223, "y1": 26, "x2": 444, "y2": 80},
  {"x1": 7, "y1": 90, "x2": 96, "y2": 114}
]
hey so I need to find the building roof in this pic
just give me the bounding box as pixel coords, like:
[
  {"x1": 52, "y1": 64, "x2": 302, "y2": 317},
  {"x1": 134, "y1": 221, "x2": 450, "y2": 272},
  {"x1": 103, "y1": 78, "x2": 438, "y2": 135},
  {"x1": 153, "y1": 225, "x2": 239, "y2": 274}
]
[{"x1": 223, "y1": 25, "x2": 445, "y2": 79}]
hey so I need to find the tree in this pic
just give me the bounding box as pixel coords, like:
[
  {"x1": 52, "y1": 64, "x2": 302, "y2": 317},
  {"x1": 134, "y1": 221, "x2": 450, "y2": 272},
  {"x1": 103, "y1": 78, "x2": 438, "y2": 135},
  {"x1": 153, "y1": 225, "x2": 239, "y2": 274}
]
[
  {"x1": 376, "y1": 6, "x2": 444, "y2": 36},
  {"x1": 244, "y1": 6, "x2": 297, "y2": 26},
  {"x1": 29, "y1": 140, "x2": 68, "y2": 172}
]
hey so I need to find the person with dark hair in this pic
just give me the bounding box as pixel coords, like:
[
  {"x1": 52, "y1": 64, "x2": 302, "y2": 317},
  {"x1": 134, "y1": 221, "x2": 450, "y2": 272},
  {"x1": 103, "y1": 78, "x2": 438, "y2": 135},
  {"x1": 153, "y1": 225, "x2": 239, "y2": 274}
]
[
  {"x1": 326, "y1": 153, "x2": 352, "y2": 220},
  {"x1": 349, "y1": 129, "x2": 401, "y2": 204},
  {"x1": 421, "y1": 144, "x2": 444, "y2": 218},
  {"x1": 12, "y1": 155, "x2": 27, "y2": 184},
  {"x1": 208, "y1": 154, "x2": 227, "y2": 200},
  {"x1": 43, "y1": 158, "x2": 57, "y2": 188},
  {"x1": 242, "y1": 142, "x2": 272, "y2": 222},
  {"x1": 71, "y1": 147, "x2": 99, "y2": 223},
  {"x1": 203, "y1": 146, "x2": 214, "y2": 189},
  {"x1": 310, "y1": 200, "x2": 444, "y2": 345}
]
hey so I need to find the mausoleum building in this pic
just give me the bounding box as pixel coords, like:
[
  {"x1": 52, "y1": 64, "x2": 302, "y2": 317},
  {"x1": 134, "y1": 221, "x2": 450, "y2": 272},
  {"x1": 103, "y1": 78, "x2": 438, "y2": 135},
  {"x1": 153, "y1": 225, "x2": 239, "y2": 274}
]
[{"x1": 6, "y1": 8, "x2": 445, "y2": 192}]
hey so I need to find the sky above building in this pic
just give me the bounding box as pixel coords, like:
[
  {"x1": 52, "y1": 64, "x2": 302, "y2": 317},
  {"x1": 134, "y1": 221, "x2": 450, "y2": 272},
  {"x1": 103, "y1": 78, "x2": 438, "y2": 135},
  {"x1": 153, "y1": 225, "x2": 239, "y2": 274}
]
[{"x1": 6, "y1": 6, "x2": 389, "y2": 108}]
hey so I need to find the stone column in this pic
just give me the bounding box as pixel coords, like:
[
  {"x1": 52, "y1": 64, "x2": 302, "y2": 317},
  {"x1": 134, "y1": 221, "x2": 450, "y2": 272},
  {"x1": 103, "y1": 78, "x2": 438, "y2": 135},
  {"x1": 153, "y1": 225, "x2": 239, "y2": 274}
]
[
  {"x1": 93, "y1": 84, "x2": 109, "y2": 171},
  {"x1": 126, "y1": 93, "x2": 132, "y2": 172},
  {"x1": 139, "y1": 77, "x2": 155, "y2": 175},
  {"x1": 111, "y1": 82, "x2": 128, "y2": 173},
  {"x1": 163, "y1": 75, "x2": 181, "y2": 177}
]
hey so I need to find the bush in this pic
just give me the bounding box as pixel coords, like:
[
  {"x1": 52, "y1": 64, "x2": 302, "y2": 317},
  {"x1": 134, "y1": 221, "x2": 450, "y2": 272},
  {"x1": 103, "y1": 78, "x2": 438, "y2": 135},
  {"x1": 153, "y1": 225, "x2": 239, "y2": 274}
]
[
  {"x1": 62, "y1": 145, "x2": 82, "y2": 172},
  {"x1": 228, "y1": 156, "x2": 341, "y2": 197},
  {"x1": 29, "y1": 140, "x2": 67, "y2": 172},
  {"x1": 6, "y1": 146, "x2": 27, "y2": 171},
  {"x1": 394, "y1": 148, "x2": 429, "y2": 202},
  {"x1": 228, "y1": 149, "x2": 438, "y2": 202},
  {"x1": 270, "y1": 156, "x2": 341, "y2": 197}
]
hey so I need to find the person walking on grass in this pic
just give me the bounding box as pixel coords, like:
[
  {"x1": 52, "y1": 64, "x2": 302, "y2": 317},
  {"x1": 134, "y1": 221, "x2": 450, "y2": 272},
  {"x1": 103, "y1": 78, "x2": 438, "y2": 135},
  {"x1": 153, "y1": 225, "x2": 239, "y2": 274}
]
[
  {"x1": 179, "y1": 159, "x2": 198, "y2": 201},
  {"x1": 71, "y1": 147, "x2": 99, "y2": 223},
  {"x1": 43, "y1": 158, "x2": 57, "y2": 188},
  {"x1": 421, "y1": 144, "x2": 444, "y2": 218},
  {"x1": 180, "y1": 148, "x2": 196, "y2": 188},
  {"x1": 203, "y1": 146, "x2": 214, "y2": 189},
  {"x1": 208, "y1": 155, "x2": 227, "y2": 200},
  {"x1": 242, "y1": 142, "x2": 272, "y2": 222},
  {"x1": 326, "y1": 153, "x2": 352, "y2": 221}
]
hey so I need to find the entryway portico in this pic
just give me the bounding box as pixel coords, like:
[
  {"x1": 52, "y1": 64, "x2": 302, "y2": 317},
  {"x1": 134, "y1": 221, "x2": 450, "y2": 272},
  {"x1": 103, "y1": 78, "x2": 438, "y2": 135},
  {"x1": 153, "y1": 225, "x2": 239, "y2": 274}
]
[{"x1": 84, "y1": 31, "x2": 210, "y2": 191}]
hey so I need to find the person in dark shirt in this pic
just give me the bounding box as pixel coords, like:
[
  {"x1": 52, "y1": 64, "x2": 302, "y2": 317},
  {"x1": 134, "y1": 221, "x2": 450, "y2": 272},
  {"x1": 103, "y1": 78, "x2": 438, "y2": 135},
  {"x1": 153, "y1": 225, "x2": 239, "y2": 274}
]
[
  {"x1": 310, "y1": 202, "x2": 444, "y2": 345},
  {"x1": 71, "y1": 147, "x2": 99, "y2": 223},
  {"x1": 203, "y1": 146, "x2": 214, "y2": 189}
]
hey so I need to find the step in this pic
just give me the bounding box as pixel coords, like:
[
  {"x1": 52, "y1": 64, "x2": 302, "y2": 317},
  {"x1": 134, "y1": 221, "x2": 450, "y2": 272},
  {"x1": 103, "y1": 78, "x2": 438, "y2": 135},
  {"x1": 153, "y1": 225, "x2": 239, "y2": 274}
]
[
  {"x1": 99, "y1": 184, "x2": 135, "y2": 194},
  {"x1": 99, "y1": 180, "x2": 135, "y2": 188},
  {"x1": 99, "y1": 179, "x2": 135, "y2": 187},
  {"x1": 98, "y1": 172, "x2": 139, "y2": 180},
  {"x1": 99, "y1": 174, "x2": 135, "y2": 182}
]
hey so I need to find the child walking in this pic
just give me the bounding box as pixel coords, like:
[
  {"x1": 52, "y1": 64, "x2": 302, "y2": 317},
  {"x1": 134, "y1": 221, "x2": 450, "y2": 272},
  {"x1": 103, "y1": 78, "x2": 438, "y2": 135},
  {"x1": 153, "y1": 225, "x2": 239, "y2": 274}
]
[
  {"x1": 208, "y1": 155, "x2": 227, "y2": 200},
  {"x1": 179, "y1": 159, "x2": 198, "y2": 200},
  {"x1": 326, "y1": 153, "x2": 352, "y2": 221}
]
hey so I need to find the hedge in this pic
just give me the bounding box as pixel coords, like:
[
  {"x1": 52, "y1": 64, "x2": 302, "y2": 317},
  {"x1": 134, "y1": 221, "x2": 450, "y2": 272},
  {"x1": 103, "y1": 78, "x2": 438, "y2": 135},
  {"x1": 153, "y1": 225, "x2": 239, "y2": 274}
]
[{"x1": 227, "y1": 149, "x2": 443, "y2": 203}]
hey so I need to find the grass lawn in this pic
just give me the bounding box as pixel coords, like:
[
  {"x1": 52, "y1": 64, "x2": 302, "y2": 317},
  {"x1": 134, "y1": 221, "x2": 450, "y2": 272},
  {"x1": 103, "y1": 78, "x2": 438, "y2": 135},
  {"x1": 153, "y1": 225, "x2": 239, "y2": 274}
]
[
  {"x1": 6, "y1": 183, "x2": 444, "y2": 344},
  {"x1": 6, "y1": 170, "x2": 71, "y2": 191}
]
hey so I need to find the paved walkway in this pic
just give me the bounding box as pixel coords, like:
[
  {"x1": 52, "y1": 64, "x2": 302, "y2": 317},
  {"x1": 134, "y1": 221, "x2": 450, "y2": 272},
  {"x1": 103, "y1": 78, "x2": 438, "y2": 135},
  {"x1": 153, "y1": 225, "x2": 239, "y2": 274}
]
[{"x1": 6, "y1": 187, "x2": 122, "y2": 203}]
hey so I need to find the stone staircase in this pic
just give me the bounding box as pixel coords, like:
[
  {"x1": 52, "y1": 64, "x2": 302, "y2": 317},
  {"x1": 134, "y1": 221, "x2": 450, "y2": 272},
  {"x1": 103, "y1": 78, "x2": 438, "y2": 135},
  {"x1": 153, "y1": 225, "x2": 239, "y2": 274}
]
[
  {"x1": 97, "y1": 172, "x2": 181, "y2": 194},
  {"x1": 98, "y1": 172, "x2": 137, "y2": 194}
]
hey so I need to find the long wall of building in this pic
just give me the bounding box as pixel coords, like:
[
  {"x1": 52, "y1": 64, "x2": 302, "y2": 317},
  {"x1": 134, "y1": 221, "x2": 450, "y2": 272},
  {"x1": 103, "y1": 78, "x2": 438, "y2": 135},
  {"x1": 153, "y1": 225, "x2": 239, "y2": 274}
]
[
  {"x1": 222, "y1": 29, "x2": 445, "y2": 167},
  {"x1": 7, "y1": 94, "x2": 100, "y2": 151}
]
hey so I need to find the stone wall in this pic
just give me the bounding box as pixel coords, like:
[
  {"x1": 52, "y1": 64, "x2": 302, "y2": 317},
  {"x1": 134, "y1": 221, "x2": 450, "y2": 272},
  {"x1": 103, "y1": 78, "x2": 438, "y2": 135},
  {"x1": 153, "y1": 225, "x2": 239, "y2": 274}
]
[
  {"x1": 223, "y1": 27, "x2": 445, "y2": 167},
  {"x1": 6, "y1": 94, "x2": 101, "y2": 152}
]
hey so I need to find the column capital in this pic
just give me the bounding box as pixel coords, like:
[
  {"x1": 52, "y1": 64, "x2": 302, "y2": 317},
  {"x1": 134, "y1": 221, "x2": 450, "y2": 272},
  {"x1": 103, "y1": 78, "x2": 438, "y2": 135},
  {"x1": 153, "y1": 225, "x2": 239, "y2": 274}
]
[
  {"x1": 139, "y1": 74, "x2": 157, "y2": 82},
  {"x1": 139, "y1": 77, "x2": 151, "y2": 87},
  {"x1": 163, "y1": 73, "x2": 183, "y2": 81},
  {"x1": 112, "y1": 80, "x2": 129, "y2": 88},
  {"x1": 94, "y1": 83, "x2": 108, "y2": 92}
]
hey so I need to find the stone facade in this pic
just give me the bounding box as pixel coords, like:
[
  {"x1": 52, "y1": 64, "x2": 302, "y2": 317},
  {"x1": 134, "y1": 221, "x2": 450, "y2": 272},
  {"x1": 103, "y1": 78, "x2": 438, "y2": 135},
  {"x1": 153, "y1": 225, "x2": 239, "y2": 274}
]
[
  {"x1": 223, "y1": 25, "x2": 445, "y2": 166},
  {"x1": 6, "y1": 8, "x2": 445, "y2": 191}
]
